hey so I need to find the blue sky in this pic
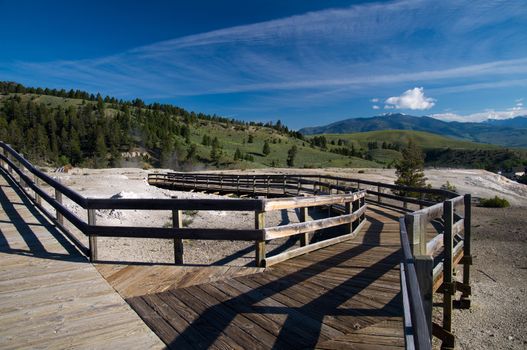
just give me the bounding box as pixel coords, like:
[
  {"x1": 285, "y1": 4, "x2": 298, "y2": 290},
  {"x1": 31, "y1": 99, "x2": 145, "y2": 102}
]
[{"x1": 1, "y1": 0, "x2": 526, "y2": 129}]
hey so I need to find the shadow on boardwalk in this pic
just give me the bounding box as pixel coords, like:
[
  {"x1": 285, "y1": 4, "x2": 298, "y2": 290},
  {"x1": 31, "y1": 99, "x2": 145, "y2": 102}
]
[
  {"x1": 0, "y1": 169, "x2": 83, "y2": 261},
  {"x1": 128, "y1": 207, "x2": 404, "y2": 349}
]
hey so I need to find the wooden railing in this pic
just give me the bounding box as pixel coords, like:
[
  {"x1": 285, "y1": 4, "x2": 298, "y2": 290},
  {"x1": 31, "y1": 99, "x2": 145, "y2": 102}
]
[
  {"x1": 1, "y1": 141, "x2": 471, "y2": 349},
  {"x1": 401, "y1": 194, "x2": 472, "y2": 349},
  {"x1": 0, "y1": 141, "x2": 366, "y2": 267},
  {"x1": 150, "y1": 172, "x2": 471, "y2": 350}
]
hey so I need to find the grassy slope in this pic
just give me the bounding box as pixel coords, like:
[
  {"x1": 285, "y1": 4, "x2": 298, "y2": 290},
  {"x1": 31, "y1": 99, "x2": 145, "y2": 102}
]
[
  {"x1": 187, "y1": 120, "x2": 380, "y2": 169},
  {"x1": 2, "y1": 93, "x2": 380, "y2": 169},
  {"x1": 313, "y1": 130, "x2": 503, "y2": 166},
  {"x1": 320, "y1": 130, "x2": 500, "y2": 150}
]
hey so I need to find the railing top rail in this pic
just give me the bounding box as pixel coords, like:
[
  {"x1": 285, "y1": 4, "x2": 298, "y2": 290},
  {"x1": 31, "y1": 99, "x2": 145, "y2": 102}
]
[
  {"x1": 262, "y1": 191, "x2": 366, "y2": 211},
  {"x1": 410, "y1": 195, "x2": 465, "y2": 221},
  {"x1": 156, "y1": 171, "x2": 457, "y2": 198},
  {"x1": 1, "y1": 141, "x2": 87, "y2": 207}
]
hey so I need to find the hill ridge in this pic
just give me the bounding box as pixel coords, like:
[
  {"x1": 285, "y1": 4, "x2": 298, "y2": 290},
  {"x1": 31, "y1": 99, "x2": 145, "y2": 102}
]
[{"x1": 299, "y1": 114, "x2": 527, "y2": 148}]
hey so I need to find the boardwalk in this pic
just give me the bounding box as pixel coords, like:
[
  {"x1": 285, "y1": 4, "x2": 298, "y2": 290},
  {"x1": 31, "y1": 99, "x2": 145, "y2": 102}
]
[
  {"x1": 0, "y1": 170, "x2": 164, "y2": 349},
  {"x1": 124, "y1": 204, "x2": 405, "y2": 349},
  {"x1": 0, "y1": 165, "x2": 407, "y2": 349}
]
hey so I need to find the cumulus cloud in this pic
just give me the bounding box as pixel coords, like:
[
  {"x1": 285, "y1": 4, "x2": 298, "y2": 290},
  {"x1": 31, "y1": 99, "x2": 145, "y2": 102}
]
[
  {"x1": 370, "y1": 98, "x2": 379, "y2": 103},
  {"x1": 385, "y1": 87, "x2": 435, "y2": 110},
  {"x1": 372, "y1": 105, "x2": 380, "y2": 109}
]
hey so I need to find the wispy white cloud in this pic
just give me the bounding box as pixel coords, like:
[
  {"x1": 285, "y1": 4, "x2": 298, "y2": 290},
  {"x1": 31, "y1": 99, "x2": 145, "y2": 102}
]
[
  {"x1": 385, "y1": 87, "x2": 435, "y2": 110},
  {"x1": 1, "y1": 0, "x2": 526, "y2": 113},
  {"x1": 372, "y1": 105, "x2": 380, "y2": 110},
  {"x1": 431, "y1": 106, "x2": 527, "y2": 122}
]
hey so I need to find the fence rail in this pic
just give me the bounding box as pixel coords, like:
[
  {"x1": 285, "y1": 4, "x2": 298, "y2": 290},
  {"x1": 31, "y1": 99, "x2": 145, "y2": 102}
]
[
  {"x1": 149, "y1": 172, "x2": 471, "y2": 350},
  {"x1": 0, "y1": 141, "x2": 366, "y2": 267},
  {"x1": 1, "y1": 141, "x2": 471, "y2": 349}
]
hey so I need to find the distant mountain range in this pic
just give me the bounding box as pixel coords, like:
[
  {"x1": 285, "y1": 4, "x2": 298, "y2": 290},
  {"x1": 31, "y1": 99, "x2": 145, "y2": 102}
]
[{"x1": 299, "y1": 114, "x2": 527, "y2": 148}]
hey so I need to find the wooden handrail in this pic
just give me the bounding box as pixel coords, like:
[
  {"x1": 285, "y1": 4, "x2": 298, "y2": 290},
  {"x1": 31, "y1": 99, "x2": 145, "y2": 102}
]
[
  {"x1": 1, "y1": 141, "x2": 471, "y2": 347},
  {"x1": 0, "y1": 142, "x2": 368, "y2": 268}
]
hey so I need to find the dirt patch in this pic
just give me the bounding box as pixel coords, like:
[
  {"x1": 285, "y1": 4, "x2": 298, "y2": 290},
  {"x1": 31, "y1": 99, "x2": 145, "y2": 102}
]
[{"x1": 442, "y1": 207, "x2": 527, "y2": 349}]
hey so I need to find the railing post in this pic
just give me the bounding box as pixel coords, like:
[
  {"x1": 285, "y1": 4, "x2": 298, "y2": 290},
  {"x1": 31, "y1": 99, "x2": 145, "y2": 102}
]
[
  {"x1": 297, "y1": 179, "x2": 301, "y2": 195},
  {"x1": 405, "y1": 213, "x2": 426, "y2": 257},
  {"x1": 405, "y1": 212, "x2": 433, "y2": 340},
  {"x1": 345, "y1": 198, "x2": 353, "y2": 234},
  {"x1": 17, "y1": 156, "x2": 27, "y2": 188},
  {"x1": 461, "y1": 194, "x2": 472, "y2": 304},
  {"x1": 55, "y1": 189, "x2": 64, "y2": 225},
  {"x1": 283, "y1": 176, "x2": 287, "y2": 195},
  {"x1": 173, "y1": 206, "x2": 183, "y2": 264},
  {"x1": 253, "y1": 176, "x2": 256, "y2": 195},
  {"x1": 352, "y1": 196, "x2": 359, "y2": 231},
  {"x1": 237, "y1": 176, "x2": 240, "y2": 194},
  {"x1": 443, "y1": 200, "x2": 454, "y2": 335},
  {"x1": 377, "y1": 185, "x2": 382, "y2": 203},
  {"x1": 88, "y1": 209, "x2": 97, "y2": 262},
  {"x1": 415, "y1": 254, "x2": 434, "y2": 341},
  {"x1": 266, "y1": 176, "x2": 270, "y2": 196},
  {"x1": 419, "y1": 193, "x2": 424, "y2": 209},
  {"x1": 255, "y1": 199, "x2": 266, "y2": 267},
  {"x1": 0, "y1": 146, "x2": 5, "y2": 168},
  {"x1": 299, "y1": 206, "x2": 310, "y2": 246},
  {"x1": 34, "y1": 174, "x2": 42, "y2": 205},
  {"x1": 4, "y1": 150, "x2": 12, "y2": 174}
]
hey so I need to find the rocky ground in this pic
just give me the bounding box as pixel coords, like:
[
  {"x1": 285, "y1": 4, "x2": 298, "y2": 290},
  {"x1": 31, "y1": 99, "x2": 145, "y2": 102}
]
[
  {"x1": 446, "y1": 207, "x2": 527, "y2": 350},
  {"x1": 39, "y1": 166, "x2": 526, "y2": 349}
]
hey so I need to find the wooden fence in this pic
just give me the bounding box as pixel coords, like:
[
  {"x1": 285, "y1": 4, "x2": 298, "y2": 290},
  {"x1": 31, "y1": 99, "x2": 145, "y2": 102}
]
[
  {"x1": 1, "y1": 141, "x2": 471, "y2": 349},
  {"x1": 149, "y1": 172, "x2": 471, "y2": 350},
  {"x1": 0, "y1": 141, "x2": 366, "y2": 267}
]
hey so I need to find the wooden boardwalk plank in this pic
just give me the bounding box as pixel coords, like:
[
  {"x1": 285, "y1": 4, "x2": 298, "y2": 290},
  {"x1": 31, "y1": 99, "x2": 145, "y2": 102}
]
[
  {"x1": 126, "y1": 203, "x2": 406, "y2": 349},
  {"x1": 0, "y1": 170, "x2": 164, "y2": 350},
  {"x1": 2, "y1": 163, "x2": 408, "y2": 349}
]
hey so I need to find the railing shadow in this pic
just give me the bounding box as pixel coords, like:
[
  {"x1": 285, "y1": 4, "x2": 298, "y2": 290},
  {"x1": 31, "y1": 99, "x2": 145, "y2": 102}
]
[
  {"x1": 163, "y1": 207, "x2": 402, "y2": 349},
  {"x1": 0, "y1": 169, "x2": 84, "y2": 262}
]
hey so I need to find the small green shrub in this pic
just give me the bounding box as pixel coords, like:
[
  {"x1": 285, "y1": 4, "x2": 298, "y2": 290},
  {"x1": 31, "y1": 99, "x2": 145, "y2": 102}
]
[
  {"x1": 358, "y1": 170, "x2": 365, "y2": 174},
  {"x1": 440, "y1": 181, "x2": 457, "y2": 193},
  {"x1": 479, "y1": 196, "x2": 510, "y2": 208},
  {"x1": 182, "y1": 217, "x2": 194, "y2": 227}
]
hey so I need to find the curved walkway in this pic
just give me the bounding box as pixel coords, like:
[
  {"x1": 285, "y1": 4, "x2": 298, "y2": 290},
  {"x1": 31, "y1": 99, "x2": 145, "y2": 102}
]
[
  {"x1": 0, "y1": 165, "x2": 406, "y2": 349},
  {"x1": 0, "y1": 170, "x2": 163, "y2": 349},
  {"x1": 126, "y1": 203, "x2": 405, "y2": 349}
]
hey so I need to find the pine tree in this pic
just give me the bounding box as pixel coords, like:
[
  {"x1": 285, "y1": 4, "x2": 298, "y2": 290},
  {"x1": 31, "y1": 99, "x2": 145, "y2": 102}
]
[
  {"x1": 94, "y1": 132, "x2": 108, "y2": 168},
  {"x1": 186, "y1": 143, "x2": 197, "y2": 161},
  {"x1": 210, "y1": 137, "x2": 222, "y2": 164},
  {"x1": 234, "y1": 148, "x2": 242, "y2": 161},
  {"x1": 286, "y1": 145, "x2": 298, "y2": 167},
  {"x1": 248, "y1": 134, "x2": 254, "y2": 143},
  {"x1": 394, "y1": 139, "x2": 427, "y2": 196},
  {"x1": 262, "y1": 140, "x2": 271, "y2": 156}
]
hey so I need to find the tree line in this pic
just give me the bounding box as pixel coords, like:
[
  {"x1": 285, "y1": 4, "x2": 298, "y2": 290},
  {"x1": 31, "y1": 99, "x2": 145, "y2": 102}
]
[{"x1": 0, "y1": 81, "x2": 305, "y2": 168}]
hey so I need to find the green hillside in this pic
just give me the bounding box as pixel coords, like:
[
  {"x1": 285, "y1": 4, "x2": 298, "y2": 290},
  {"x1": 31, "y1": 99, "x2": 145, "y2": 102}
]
[
  {"x1": 2, "y1": 82, "x2": 525, "y2": 172},
  {"x1": 0, "y1": 82, "x2": 379, "y2": 170},
  {"x1": 309, "y1": 130, "x2": 527, "y2": 170},
  {"x1": 321, "y1": 130, "x2": 499, "y2": 150}
]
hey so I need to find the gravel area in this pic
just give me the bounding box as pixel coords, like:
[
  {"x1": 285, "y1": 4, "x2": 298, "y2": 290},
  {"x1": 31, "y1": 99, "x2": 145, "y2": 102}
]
[{"x1": 444, "y1": 207, "x2": 527, "y2": 349}]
